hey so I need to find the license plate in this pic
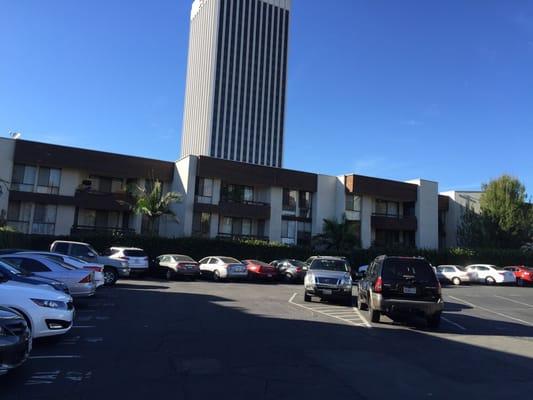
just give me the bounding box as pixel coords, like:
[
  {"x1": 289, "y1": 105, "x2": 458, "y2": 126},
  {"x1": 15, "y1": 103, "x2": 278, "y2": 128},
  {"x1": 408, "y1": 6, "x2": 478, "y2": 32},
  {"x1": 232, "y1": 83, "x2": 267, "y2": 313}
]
[
  {"x1": 403, "y1": 287, "x2": 416, "y2": 294},
  {"x1": 322, "y1": 289, "x2": 332, "y2": 295}
]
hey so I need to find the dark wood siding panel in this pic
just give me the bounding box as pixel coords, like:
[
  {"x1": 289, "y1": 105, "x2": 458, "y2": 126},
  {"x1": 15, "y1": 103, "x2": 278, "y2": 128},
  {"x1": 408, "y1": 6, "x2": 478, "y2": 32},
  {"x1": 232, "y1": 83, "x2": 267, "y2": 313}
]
[
  {"x1": 9, "y1": 191, "x2": 76, "y2": 206},
  {"x1": 371, "y1": 215, "x2": 418, "y2": 231},
  {"x1": 346, "y1": 174, "x2": 418, "y2": 202},
  {"x1": 218, "y1": 201, "x2": 270, "y2": 219},
  {"x1": 197, "y1": 156, "x2": 317, "y2": 192},
  {"x1": 14, "y1": 140, "x2": 174, "y2": 181}
]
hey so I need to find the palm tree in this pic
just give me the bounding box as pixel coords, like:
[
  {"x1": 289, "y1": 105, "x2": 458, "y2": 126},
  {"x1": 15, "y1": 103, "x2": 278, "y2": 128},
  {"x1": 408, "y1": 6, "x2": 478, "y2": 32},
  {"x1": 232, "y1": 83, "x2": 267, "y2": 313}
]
[
  {"x1": 312, "y1": 215, "x2": 359, "y2": 253},
  {"x1": 129, "y1": 180, "x2": 182, "y2": 235}
]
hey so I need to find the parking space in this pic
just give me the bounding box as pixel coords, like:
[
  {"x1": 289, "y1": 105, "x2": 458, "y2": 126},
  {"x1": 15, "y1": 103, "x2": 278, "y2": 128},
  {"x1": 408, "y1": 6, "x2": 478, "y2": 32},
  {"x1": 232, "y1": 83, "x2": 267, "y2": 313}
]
[{"x1": 2, "y1": 279, "x2": 533, "y2": 399}]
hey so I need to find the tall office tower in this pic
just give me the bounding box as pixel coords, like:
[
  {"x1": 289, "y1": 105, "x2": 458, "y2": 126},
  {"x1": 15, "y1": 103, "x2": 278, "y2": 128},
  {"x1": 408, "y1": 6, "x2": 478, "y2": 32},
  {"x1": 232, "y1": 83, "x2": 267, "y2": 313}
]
[{"x1": 180, "y1": 0, "x2": 291, "y2": 167}]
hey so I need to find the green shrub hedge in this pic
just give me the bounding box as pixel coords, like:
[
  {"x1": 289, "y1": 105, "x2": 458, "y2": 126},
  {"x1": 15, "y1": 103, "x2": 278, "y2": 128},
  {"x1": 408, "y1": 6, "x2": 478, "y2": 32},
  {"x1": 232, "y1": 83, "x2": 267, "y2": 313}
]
[{"x1": 1, "y1": 231, "x2": 532, "y2": 267}]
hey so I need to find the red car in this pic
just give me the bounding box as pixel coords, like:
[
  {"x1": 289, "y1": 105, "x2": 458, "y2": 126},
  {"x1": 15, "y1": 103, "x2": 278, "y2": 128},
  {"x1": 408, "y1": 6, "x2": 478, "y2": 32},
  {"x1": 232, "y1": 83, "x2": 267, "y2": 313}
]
[
  {"x1": 504, "y1": 266, "x2": 533, "y2": 286},
  {"x1": 242, "y1": 260, "x2": 278, "y2": 280}
]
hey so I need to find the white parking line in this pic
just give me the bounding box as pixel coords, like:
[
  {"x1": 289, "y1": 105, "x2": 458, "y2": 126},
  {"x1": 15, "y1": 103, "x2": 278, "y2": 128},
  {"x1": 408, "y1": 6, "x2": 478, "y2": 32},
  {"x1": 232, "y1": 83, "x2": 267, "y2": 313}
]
[
  {"x1": 449, "y1": 295, "x2": 533, "y2": 327},
  {"x1": 441, "y1": 316, "x2": 467, "y2": 331},
  {"x1": 288, "y1": 293, "x2": 371, "y2": 328},
  {"x1": 494, "y1": 295, "x2": 533, "y2": 308},
  {"x1": 29, "y1": 355, "x2": 81, "y2": 360}
]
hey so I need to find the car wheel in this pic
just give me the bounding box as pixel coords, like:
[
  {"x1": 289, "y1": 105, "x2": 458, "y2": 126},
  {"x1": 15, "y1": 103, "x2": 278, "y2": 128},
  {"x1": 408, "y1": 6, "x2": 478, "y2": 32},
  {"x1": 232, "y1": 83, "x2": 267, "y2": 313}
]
[
  {"x1": 165, "y1": 269, "x2": 174, "y2": 281},
  {"x1": 452, "y1": 277, "x2": 461, "y2": 286},
  {"x1": 213, "y1": 270, "x2": 221, "y2": 282},
  {"x1": 304, "y1": 291, "x2": 312, "y2": 302},
  {"x1": 485, "y1": 276, "x2": 496, "y2": 285},
  {"x1": 103, "y1": 267, "x2": 118, "y2": 286},
  {"x1": 427, "y1": 312, "x2": 441, "y2": 329},
  {"x1": 368, "y1": 299, "x2": 380, "y2": 323}
]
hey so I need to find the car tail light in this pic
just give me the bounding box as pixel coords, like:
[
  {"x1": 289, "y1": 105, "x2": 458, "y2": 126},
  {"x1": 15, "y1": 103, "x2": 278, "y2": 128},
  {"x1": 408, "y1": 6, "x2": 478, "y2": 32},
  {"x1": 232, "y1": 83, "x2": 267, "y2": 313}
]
[
  {"x1": 84, "y1": 266, "x2": 102, "y2": 273},
  {"x1": 374, "y1": 277, "x2": 383, "y2": 293},
  {"x1": 296, "y1": 267, "x2": 302, "y2": 272},
  {"x1": 79, "y1": 274, "x2": 93, "y2": 283}
]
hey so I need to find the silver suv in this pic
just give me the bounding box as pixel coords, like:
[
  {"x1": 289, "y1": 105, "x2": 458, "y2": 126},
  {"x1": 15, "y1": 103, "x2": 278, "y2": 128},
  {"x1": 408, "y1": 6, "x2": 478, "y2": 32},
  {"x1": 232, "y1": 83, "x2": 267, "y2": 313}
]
[
  {"x1": 304, "y1": 256, "x2": 353, "y2": 305},
  {"x1": 50, "y1": 241, "x2": 130, "y2": 285}
]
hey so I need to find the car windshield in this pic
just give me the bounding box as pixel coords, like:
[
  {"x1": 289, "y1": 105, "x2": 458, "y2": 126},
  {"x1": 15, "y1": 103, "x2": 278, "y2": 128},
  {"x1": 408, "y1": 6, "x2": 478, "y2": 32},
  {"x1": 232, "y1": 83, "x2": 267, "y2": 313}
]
[
  {"x1": 124, "y1": 250, "x2": 146, "y2": 257},
  {"x1": 0, "y1": 259, "x2": 29, "y2": 275},
  {"x1": 172, "y1": 255, "x2": 194, "y2": 262},
  {"x1": 382, "y1": 259, "x2": 436, "y2": 282},
  {"x1": 310, "y1": 259, "x2": 349, "y2": 272},
  {"x1": 219, "y1": 257, "x2": 240, "y2": 264}
]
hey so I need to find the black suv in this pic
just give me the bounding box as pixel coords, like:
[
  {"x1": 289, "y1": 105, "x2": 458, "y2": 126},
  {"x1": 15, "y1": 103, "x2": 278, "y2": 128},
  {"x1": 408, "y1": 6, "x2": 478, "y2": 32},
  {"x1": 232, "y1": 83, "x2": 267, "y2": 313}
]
[{"x1": 357, "y1": 256, "x2": 443, "y2": 328}]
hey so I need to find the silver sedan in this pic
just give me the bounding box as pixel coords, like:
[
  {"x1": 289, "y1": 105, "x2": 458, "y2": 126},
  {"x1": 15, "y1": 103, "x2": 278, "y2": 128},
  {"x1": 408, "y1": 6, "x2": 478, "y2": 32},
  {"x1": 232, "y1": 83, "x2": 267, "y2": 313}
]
[{"x1": 0, "y1": 254, "x2": 96, "y2": 298}]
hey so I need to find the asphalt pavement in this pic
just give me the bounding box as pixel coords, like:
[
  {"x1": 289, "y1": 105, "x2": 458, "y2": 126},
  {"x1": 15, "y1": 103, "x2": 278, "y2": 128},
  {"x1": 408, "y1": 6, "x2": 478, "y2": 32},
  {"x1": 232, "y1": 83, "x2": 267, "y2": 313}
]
[{"x1": 2, "y1": 279, "x2": 533, "y2": 399}]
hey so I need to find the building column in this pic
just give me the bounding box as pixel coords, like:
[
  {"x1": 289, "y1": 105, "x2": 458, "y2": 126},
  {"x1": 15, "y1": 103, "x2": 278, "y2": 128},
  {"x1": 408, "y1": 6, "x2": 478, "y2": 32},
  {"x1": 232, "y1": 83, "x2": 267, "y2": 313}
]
[
  {"x1": 361, "y1": 196, "x2": 372, "y2": 249},
  {"x1": 210, "y1": 213, "x2": 219, "y2": 239},
  {"x1": 407, "y1": 179, "x2": 438, "y2": 249},
  {"x1": 269, "y1": 187, "x2": 282, "y2": 243}
]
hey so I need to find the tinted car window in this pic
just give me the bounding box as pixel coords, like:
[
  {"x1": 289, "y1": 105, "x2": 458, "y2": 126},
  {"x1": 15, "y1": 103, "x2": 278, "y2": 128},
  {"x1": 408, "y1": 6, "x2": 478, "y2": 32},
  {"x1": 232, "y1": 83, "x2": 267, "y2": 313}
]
[
  {"x1": 219, "y1": 257, "x2": 240, "y2": 264},
  {"x1": 53, "y1": 242, "x2": 69, "y2": 254},
  {"x1": 310, "y1": 259, "x2": 349, "y2": 272},
  {"x1": 173, "y1": 255, "x2": 194, "y2": 262},
  {"x1": 20, "y1": 258, "x2": 51, "y2": 272},
  {"x1": 124, "y1": 250, "x2": 146, "y2": 257},
  {"x1": 0, "y1": 260, "x2": 26, "y2": 275},
  {"x1": 71, "y1": 244, "x2": 89, "y2": 257},
  {"x1": 289, "y1": 260, "x2": 307, "y2": 267},
  {"x1": 382, "y1": 259, "x2": 436, "y2": 282}
]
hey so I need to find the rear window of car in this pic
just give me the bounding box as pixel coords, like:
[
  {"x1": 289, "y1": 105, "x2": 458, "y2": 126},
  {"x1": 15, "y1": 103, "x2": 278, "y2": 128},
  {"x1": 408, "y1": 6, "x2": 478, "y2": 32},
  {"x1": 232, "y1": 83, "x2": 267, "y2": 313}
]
[
  {"x1": 219, "y1": 257, "x2": 240, "y2": 264},
  {"x1": 382, "y1": 259, "x2": 436, "y2": 282},
  {"x1": 290, "y1": 260, "x2": 307, "y2": 267},
  {"x1": 172, "y1": 255, "x2": 194, "y2": 262},
  {"x1": 310, "y1": 259, "x2": 349, "y2": 272},
  {"x1": 124, "y1": 250, "x2": 146, "y2": 257}
]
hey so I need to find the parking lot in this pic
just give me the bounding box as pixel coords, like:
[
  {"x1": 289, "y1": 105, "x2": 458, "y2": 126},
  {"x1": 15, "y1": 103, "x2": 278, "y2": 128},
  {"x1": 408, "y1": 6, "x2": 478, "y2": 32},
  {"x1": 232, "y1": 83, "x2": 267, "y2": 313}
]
[{"x1": 2, "y1": 279, "x2": 533, "y2": 400}]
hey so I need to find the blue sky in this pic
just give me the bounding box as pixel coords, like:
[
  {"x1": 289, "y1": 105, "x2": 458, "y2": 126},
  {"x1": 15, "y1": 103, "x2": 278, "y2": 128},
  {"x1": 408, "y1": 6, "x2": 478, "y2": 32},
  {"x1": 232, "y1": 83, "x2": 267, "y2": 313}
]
[{"x1": 1, "y1": 0, "x2": 532, "y2": 194}]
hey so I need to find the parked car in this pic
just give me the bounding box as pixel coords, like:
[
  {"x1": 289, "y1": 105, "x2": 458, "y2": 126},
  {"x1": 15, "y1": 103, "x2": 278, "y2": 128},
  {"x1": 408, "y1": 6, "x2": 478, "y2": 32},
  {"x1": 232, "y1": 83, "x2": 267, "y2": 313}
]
[
  {"x1": 435, "y1": 265, "x2": 473, "y2": 285},
  {"x1": 242, "y1": 260, "x2": 278, "y2": 281},
  {"x1": 0, "y1": 254, "x2": 96, "y2": 298},
  {"x1": 50, "y1": 240, "x2": 130, "y2": 285},
  {"x1": 270, "y1": 259, "x2": 307, "y2": 282},
  {"x1": 17, "y1": 251, "x2": 105, "y2": 288},
  {"x1": 103, "y1": 247, "x2": 149, "y2": 277},
  {"x1": 155, "y1": 254, "x2": 200, "y2": 280},
  {"x1": 465, "y1": 264, "x2": 516, "y2": 285},
  {"x1": 352, "y1": 265, "x2": 368, "y2": 281},
  {"x1": 503, "y1": 266, "x2": 533, "y2": 286},
  {"x1": 0, "y1": 273, "x2": 74, "y2": 338},
  {"x1": 0, "y1": 306, "x2": 32, "y2": 376},
  {"x1": 0, "y1": 259, "x2": 70, "y2": 295},
  {"x1": 198, "y1": 257, "x2": 248, "y2": 281},
  {"x1": 0, "y1": 249, "x2": 28, "y2": 256},
  {"x1": 303, "y1": 256, "x2": 353, "y2": 305},
  {"x1": 357, "y1": 256, "x2": 443, "y2": 328}
]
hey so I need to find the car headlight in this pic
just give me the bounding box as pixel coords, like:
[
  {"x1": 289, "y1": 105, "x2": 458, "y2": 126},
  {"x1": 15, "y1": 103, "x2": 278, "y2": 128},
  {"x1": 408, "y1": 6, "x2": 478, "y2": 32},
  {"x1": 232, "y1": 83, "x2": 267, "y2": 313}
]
[{"x1": 31, "y1": 299, "x2": 68, "y2": 310}]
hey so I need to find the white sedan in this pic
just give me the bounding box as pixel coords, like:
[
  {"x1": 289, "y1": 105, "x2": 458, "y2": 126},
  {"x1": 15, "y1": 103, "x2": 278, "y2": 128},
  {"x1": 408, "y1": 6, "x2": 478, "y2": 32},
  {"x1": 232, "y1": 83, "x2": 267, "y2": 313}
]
[
  {"x1": 198, "y1": 256, "x2": 248, "y2": 281},
  {"x1": 0, "y1": 273, "x2": 74, "y2": 338},
  {"x1": 465, "y1": 264, "x2": 516, "y2": 285},
  {"x1": 436, "y1": 265, "x2": 474, "y2": 285},
  {"x1": 18, "y1": 251, "x2": 105, "y2": 288}
]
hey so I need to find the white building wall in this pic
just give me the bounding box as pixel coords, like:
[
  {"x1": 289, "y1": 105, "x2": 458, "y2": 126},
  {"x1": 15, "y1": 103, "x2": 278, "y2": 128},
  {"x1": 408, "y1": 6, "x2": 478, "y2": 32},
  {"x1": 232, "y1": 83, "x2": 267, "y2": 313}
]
[
  {"x1": 408, "y1": 179, "x2": 439, "y2": 249},
  {"x1": 0, "y1": 137, "x2": 15, "y2": 217},
  {"x1": 440, "y1": 190, "x2": 482, "y2": 248},
  {"x1": 312, "y1": 175, "x2": 337, "y2": 236},
  {"x1": 269, "y1": 187, "x2": 283, "y2": 242},
  {"x1": 361, "y1": 196, "x2": 373, "y2": 249},
  {"x1": 169, "y1": 156, "x2": 198, "y2": 238}
]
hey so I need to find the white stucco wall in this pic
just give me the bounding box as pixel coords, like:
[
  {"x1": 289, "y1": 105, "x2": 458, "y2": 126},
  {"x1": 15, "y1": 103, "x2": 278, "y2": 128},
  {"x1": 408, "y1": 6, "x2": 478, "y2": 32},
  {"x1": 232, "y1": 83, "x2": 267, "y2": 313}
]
[
  {"x1": 361, "y1": 196, "x2": 373, "y2": 249},
  {"x1": 269, "y1": 187, "x2": 283, "y2": 242},
  {"x1": 0, "y1": 138, "x2": 15, "y2": 217},
  {"x1": 312, "y1": 175, "x2": 338, "y2": 236},
  {"x1": 167, "y1": 156, "x2": 198, "y2": 238},
  {"x1": 440, "y1": 190, "x2": 483, "y2": 247},
  {"x1": 408, "y1": 179, "x2": 438, "y2": 249},
  {"x1": 55, "y1": 205, "x2": 76, "y2": 235}
]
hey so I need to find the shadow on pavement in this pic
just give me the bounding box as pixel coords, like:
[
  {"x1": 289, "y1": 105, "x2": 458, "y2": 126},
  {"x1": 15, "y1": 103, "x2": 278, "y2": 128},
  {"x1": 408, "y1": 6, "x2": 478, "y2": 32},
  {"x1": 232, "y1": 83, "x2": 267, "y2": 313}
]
[{"x1": 2, "y1": 283, "x2": 533, "y2": 400}]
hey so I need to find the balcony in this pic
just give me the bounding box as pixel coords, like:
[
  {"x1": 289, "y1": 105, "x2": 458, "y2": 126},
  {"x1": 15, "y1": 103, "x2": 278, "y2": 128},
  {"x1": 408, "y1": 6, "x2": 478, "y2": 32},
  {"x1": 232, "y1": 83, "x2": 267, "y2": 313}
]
[
  {"x1": 371, "y1": 214, "x2": 417, "y2": 231},
  {"x1": 74, "y1": 189, "x2": 133, "y2": 212},
  {"x1": 71, "y1": 225, "x2": 136, "y2": 235},
  {"x1": 217, "y1": 233, "x2": 269, "y2": 242}
]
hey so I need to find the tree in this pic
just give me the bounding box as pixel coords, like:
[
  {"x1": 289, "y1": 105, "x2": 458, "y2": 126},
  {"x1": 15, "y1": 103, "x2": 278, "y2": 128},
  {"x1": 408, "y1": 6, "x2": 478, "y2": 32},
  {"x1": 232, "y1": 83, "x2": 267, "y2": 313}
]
[
  {"x1": 128, "y1": 180, "x2": 182, "y2": 236},
  {"x1": 458, "y1": 175, "x2": 533, "y2": 248},
  {"x1": 312, "y1": 215, "x2": 359, "y2": 253}
]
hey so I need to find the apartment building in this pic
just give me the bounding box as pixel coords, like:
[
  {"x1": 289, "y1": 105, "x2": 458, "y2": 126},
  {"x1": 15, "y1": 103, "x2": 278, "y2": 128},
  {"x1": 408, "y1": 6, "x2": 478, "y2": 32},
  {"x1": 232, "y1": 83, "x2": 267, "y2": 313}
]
[
  {"x1": 438, "y1": 190, "x2": 483, "y2": 248},
  {"x1": 1, "y1": 137, "x2": 449, "y2": 249},
  {"x1": 0, "y1": 138, "x2": 175, "y2": 236}
]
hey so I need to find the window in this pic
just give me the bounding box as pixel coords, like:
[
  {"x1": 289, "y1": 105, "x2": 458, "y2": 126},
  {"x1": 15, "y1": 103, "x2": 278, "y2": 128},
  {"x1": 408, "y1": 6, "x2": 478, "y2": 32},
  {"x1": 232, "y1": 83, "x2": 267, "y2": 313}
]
[
  {"x1": 221, "y1": 183, "x2": 254, "y2": 203},
  {"x1": 32, "y1": 204, "x2": 57, "y2": 235},
  {"x1": 298, "y1": 191, "x2": 312, "y2": 218},
  {"x1": 36, "y1": 167, "x2": 61, "y2": 194},
  {"x1": 196, "y1": 178, "x2": 214, "y2": 203},
  {"x1": 345, "y1": 194, "x2": 361, "y2": 220},
  {"x1": 281, "y1": 220, "x2": 296, "y2": 244},
  {"x1": 53, "y1": 242, "x2": 69, "y2": 254},
  {"x1": 11, "y1": 164, "x2": 36, "y2": 192},
  {"x1": 242, "y1": 219, "x2": 252, "y2": 236},
  {"x1": 297, "y1": 221, "x2": 312, "y2": 246},
  {"x1": 282, "y1": 189, "x2": 297, "y2": 212},
  {"x1": 71, "y1": 244, "x2": 89, "y2": 258},
  {"x1": 6, "y1": 201, "x2": 32, "y2": 233},
  {"x1": 78, "y1": 209, "x2": 96, "y2": 227},
  {"x1": 192, "y1": 212, "x2": 211, "y2": 237},
  {"x1": 219, "y1": 217, "x2": 232, "y2": 235},
  {"x1": 19, "y1": 258, "x2": 51, "y2": 272},
  {"x1": 375, "y1": 200, "x2": 400, "y2": 217}
]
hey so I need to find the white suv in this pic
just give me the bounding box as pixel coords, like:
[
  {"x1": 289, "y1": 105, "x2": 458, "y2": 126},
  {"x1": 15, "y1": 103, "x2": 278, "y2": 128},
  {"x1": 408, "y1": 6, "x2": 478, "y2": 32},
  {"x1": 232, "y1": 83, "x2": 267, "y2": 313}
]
[
  {"x1": 104, "y1": 247, "x2": 149, "y2": 276},
  {"x1": 0, "y1": 271, "x2": 74, "y2": 338}
]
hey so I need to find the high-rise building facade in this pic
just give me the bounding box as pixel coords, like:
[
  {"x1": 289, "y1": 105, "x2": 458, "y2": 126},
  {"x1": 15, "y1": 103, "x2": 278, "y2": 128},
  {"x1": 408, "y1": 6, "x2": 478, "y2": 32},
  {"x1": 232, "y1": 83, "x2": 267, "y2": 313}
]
[{"x1": 180, "y1": 0, "x2": 291, "y2": 168}]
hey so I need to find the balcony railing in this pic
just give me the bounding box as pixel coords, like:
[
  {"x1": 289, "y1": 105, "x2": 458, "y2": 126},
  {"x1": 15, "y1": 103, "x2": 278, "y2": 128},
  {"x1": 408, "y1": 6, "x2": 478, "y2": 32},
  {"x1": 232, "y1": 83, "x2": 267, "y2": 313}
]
[
  {"x1": 6, "y1": 220, "x2": 30, "y2": 234},
  {"x1": 31, "y1": 222, "x2": 55, "y2": 235},
  {"x1": 220, "y1": 197, "x2": 269, "y2": 206},
  {"x1": 217, "y1": 233, "x2": 269, "y2": 242},
  {"x1": 71, "y1": 225, "x2": 136, "y2": 235}
]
